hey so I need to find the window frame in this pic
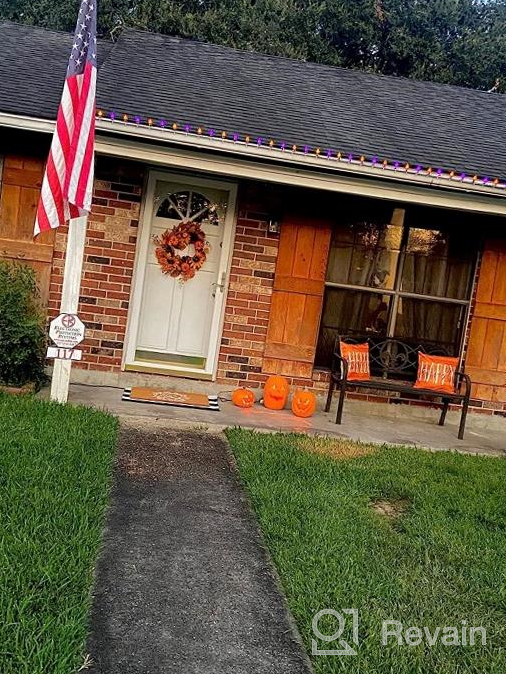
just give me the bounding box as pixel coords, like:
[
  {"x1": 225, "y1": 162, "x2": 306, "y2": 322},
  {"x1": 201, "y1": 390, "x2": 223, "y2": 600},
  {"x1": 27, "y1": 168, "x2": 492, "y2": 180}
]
[{"x1": 320, "y1": 212, "x2": 478, "y2": 362}]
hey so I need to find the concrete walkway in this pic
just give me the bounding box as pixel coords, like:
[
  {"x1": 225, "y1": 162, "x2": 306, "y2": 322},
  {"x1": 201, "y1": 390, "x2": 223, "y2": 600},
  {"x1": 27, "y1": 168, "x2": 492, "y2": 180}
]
[{"x1": 86, "y1": 423, "x2": 312, "y2": 674}]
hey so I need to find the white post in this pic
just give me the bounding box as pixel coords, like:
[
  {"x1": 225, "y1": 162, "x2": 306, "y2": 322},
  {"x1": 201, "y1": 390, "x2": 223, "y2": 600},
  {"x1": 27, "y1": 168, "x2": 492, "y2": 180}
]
[{"x1": 50, "y1": 215, "x2": 88, "y2": 403}]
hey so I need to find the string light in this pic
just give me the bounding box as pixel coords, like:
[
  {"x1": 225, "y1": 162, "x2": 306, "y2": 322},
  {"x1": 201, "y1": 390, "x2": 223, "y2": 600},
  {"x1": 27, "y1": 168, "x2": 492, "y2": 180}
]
[{"x1": 94, "y1": 111, "x2": 503, "y2": 189}]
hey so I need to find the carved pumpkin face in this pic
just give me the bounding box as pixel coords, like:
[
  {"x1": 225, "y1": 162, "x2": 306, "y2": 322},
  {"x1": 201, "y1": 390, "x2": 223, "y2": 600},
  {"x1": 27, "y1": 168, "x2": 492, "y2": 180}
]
[
  {"x1": 263, "y1": 375, "x2": 289, "y2": 410},
  {"x1": 232, "y1": 387, "x2": 256, "y2": 408},
  {"x1": 291, "y1": 389, "x2": 316, "y2": 418}
]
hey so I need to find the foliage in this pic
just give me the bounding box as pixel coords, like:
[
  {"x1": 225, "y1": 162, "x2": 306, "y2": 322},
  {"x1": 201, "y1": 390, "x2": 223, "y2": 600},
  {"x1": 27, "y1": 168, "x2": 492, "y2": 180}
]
[
  {"x1": 1, "y1": 0, "x2": 506, "y2": 91},
  {"x1": 0, "y1": 393, "x2": 118, "y2": 674},
  {"x1": 227, "y1": 429, "x2": 506, "y2": 674},
  {"x1": 0, "y1": 261, "x2": 47, "y2": 388}
]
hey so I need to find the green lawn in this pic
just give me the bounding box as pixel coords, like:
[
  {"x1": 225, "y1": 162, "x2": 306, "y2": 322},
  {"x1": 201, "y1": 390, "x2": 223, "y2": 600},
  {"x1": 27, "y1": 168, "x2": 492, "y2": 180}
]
[
  {"x1": 0, "y1": 393, "x2": 118, "y2": 674},
  {"x1": 227, "y1": 429, "x2": 506, "y2": 674}
]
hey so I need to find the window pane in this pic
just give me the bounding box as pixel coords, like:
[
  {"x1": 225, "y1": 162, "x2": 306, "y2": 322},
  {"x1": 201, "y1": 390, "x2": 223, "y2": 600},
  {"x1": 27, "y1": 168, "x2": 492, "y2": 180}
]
[
  {"x1": 315, "y1": 289, "x2": 390, "y2": 367},
  {"x1": 401, "y1": 227, "x2": 474, "y2": 299},
  {"x1": 394, "y1": 297, "x2": 466, "y2": 355},
  {"x1": 326, "y1": 213, "x2": 402, "y2": 290}
]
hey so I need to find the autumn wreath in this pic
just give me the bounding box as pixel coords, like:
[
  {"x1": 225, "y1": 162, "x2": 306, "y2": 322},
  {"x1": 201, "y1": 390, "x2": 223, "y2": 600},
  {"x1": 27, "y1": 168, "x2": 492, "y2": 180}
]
[{"x1": 153, "y1": 220, "x2": 209, "y2": 282}]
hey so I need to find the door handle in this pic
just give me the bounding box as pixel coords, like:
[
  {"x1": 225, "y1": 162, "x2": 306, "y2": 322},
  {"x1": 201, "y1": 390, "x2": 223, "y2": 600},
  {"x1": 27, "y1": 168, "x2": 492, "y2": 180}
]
[{"x1": 211, "y1": 271, "x2": 227, "y2": 295}]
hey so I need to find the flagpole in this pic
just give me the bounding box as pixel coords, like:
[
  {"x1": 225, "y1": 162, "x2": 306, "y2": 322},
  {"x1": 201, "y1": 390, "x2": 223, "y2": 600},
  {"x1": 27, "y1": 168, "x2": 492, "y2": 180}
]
[{"x1": 50, "y1": 215, "x2": 88, "y2": 403}]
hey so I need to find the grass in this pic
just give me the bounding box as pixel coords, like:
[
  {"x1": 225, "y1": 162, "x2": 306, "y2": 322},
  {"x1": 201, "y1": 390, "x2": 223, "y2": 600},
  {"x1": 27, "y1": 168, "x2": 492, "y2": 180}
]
[
  {"x1": 227, "y1": 430, "x2": 506, "y2": 674},
  {"x1": 0, "y1": 393, "x2": 118, "y2": 674}
]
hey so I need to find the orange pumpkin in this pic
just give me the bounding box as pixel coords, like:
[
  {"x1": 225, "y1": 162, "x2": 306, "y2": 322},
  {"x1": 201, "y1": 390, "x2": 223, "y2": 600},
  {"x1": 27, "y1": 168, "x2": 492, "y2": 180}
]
[
  {"x1": 291, "y1": 389, "x2": 317, "y2": 418},
  {"x1": 263, "y1": 375, "x2": 289, "y2": 410},
  {"x1": 232, "y1": 387, "x2": 256, "y2": 408}
]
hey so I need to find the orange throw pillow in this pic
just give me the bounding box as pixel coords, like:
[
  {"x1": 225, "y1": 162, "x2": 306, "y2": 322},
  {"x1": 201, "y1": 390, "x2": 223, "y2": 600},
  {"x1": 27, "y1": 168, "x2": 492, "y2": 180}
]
[
  {"x1": 339, "y1": 341, "x2": 371, "y2": 381},
  {"x1": 414, "y1": 353, "x2": 458, "y2": 394}
]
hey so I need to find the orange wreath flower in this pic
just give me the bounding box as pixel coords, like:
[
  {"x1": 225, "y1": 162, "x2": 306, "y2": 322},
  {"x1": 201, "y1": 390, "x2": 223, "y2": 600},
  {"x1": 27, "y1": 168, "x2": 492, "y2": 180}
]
[{"x1": 154, "y1": 220, "x2": 209, "y2": 282}]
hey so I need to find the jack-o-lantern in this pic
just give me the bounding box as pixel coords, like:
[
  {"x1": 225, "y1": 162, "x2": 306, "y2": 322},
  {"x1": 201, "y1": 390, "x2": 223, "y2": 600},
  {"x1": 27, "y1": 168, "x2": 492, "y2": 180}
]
[
  {"x1": 232, "y1": 387, "x2": 256, "y2": 408},
  {"x1": 263, "y1": 375, "x2": 289, "y2": 410},
  {"x1": 291, "y1": 389, "x2": 316, "y2": 418}
]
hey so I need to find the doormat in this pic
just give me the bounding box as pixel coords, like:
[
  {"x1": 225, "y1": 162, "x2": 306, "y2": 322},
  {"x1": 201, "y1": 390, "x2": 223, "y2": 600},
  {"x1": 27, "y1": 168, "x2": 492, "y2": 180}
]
[{"x1": 122, "y1": 387, "x2": 220, "y2": 411}]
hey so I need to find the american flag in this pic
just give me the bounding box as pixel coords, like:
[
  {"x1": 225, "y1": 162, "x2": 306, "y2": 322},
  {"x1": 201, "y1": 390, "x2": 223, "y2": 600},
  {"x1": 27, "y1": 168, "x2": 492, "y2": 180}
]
[{"x1": 34, "y1": 0, "x2": 97, "y2": 236}]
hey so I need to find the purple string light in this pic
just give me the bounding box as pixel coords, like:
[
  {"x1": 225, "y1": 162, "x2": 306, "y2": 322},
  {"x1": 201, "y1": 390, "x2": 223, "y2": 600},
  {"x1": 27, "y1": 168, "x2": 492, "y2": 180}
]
[{"x1": 99, "y1": 113, "x2": 493, "y2": 191}]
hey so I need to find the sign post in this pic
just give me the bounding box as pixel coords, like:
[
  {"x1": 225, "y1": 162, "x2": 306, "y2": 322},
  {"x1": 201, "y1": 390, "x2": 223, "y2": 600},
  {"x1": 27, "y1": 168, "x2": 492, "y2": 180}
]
[{"x1": 50, "y1": 216, "x2": 88, "y2": 403}]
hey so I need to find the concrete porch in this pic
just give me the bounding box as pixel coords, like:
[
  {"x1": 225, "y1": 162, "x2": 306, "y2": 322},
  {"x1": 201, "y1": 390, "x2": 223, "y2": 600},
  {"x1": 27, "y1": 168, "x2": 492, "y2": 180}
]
[{"x1": 52, "y1": 382, "x2": 506, "y2": 458}]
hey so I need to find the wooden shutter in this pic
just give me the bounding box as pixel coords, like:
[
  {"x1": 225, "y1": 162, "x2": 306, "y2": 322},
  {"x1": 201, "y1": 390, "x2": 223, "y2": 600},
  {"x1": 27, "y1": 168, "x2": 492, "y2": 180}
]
[
  {"x1": 262, "y1": 213, "x2": 332, "y2": 378},
  {"x1": 0, "y1": 155, "x2": 55, "y2": 308},
  {"x1": 466, "y1": 237, "x2": 506, "y2": 402}
]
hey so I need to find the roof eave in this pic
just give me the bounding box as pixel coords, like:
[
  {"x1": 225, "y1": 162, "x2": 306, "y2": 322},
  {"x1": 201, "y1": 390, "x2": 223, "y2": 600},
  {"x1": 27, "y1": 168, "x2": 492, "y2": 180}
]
[{"x1": 1, "y1": 110, "x2": 505, "y2": 201}]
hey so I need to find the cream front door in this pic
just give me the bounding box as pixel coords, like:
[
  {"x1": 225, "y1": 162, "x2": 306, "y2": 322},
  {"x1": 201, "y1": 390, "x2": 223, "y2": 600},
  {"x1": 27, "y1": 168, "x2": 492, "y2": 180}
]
[{"x1": 125, "y1": 172, "x2": 237, "y2": 377}]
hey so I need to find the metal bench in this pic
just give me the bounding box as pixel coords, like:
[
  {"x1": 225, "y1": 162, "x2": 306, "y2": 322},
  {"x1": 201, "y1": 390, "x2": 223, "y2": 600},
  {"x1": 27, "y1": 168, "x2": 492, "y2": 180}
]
[{"x1": 324, "y1": 336, "x2": 472, "y2": 439}]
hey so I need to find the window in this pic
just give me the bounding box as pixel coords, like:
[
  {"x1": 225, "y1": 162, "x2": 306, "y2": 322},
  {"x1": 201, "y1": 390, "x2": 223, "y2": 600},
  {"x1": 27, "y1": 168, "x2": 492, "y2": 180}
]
[
  {"x1": 155, "y1": 189, "x2": 220, "y2": 226},
  {"x1": 315, "y1": 203, "x2": 477, "y2": 367}
]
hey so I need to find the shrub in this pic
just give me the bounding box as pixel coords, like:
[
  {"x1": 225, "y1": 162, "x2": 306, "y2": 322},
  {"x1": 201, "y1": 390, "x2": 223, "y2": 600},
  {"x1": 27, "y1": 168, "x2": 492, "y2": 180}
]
[{"x1": 0, "y1": 261, "x2": 47, "y2": 388}]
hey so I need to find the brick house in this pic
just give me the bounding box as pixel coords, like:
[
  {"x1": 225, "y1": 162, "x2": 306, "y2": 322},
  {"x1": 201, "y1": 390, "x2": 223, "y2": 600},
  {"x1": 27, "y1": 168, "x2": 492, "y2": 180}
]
[{"x1": 1, "y1": 22, "x2": 506, "y2": 415}]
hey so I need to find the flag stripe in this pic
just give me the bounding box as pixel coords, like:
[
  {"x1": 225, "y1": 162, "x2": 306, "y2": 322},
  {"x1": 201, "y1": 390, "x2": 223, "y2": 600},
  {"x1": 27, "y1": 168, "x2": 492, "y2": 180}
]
[{"x1": 34, "y1": 0, "x2": 97, "y2": 237}]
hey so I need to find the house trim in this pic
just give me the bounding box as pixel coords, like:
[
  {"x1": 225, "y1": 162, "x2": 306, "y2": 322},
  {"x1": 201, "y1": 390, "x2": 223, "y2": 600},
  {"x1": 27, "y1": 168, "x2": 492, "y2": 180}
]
[{"x1": 2, "y1": 111, "x2": 506, "y2": 214}]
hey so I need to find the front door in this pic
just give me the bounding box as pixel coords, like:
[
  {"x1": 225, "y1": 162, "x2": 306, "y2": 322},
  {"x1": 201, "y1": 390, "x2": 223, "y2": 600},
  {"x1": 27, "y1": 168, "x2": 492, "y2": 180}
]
[{"x1": 125, "y1": 171, "x2": 237, "y2": 378}]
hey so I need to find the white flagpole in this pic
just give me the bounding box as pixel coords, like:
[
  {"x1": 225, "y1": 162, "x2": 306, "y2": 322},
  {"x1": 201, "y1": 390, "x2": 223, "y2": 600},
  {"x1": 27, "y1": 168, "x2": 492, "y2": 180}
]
[{"x1": 50, "y1": 215, "x2": 88, "y2": 403}]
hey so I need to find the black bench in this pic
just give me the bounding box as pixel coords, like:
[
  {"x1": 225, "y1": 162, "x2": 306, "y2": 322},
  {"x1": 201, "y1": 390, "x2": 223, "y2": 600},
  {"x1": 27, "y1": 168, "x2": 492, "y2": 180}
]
[{"x1": 324, "y1": 336, "x2": 472, "y2": 439}]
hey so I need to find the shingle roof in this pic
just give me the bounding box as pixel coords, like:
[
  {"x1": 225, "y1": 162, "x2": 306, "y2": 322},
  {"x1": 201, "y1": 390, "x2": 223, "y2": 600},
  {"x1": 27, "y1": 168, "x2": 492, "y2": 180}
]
[{"x1": 1, "y1": 21, "x2": 506, "y2": 179}]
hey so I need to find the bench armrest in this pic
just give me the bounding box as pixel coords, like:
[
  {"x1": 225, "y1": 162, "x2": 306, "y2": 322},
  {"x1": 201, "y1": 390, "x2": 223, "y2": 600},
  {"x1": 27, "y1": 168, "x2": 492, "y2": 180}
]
[
  {"x1": 330, "y1": 350, "x2": 348, "y2": 382},
  {"x1": 455, "y1": 371, "x2": 472, "y2": 398}
]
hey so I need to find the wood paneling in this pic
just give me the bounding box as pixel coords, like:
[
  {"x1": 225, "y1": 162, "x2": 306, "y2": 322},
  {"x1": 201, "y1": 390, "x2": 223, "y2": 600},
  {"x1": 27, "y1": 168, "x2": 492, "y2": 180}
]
[
  {"x1": 262, "y1": 213, "x2": 332, "y2": 377},
  {"x1": 0, "y1": 154, "x2": 54, "y2": 308},
  {"x1": 466, "y1": 237, "x2": 506, "y2": 402}
]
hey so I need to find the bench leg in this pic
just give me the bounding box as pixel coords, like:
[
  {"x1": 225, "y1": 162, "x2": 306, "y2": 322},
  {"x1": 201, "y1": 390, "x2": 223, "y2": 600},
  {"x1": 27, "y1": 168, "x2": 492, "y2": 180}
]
[
  {"x1": 458, "y1": 397, "x2": 469, "y2": 440},
  {"x1": 325, "y1": 377, "x2": 335, "y2": 413},
  {"x1": 336, "y1": 385, "x2": 346, "y2": 425},
  {"x1": 439, "y1": 399, "x2": 449, "y2": 426}
]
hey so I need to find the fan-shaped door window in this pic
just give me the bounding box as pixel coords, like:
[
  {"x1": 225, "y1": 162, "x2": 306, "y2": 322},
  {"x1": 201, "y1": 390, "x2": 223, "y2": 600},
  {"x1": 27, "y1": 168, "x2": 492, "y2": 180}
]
[{"x1": 156, "y1": 190, "x2": 220, "y2": 226}]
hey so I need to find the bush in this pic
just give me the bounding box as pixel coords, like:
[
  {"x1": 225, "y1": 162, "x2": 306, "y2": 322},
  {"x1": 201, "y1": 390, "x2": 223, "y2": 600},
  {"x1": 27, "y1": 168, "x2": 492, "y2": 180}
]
[{"x1": 0, "y1": 262, "x2": 47, "y2": 388}]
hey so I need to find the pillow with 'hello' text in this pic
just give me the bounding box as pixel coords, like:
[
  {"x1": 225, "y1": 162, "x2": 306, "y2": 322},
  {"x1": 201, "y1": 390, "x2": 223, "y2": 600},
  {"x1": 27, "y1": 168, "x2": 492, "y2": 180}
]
[{"x1": 339, "y1": 341, "x2": 371, "y2": 381}]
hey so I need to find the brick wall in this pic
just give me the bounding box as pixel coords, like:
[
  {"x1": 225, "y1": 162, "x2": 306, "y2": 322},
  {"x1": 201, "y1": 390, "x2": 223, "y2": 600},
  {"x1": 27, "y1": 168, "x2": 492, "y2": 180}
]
[
  {"x1": 216, "y1": 185, "x2": 279, "y2": 387},
  {"x1": 48, "y1": 158, "x2": 144, "y2": 372}
]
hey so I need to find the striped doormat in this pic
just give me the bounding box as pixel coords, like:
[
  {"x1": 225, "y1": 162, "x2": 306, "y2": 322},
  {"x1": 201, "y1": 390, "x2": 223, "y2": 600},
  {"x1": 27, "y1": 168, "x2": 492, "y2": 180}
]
[{"x1": 122, "y1": 387, "x2": 220, "y2": 411}]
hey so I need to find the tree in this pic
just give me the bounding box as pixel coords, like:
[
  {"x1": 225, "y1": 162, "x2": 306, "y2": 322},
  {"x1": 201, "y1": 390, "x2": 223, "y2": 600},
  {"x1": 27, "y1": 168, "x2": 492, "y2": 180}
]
[{"x1": 1, "y1": 0, "x2": 505, "y2": 91}]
